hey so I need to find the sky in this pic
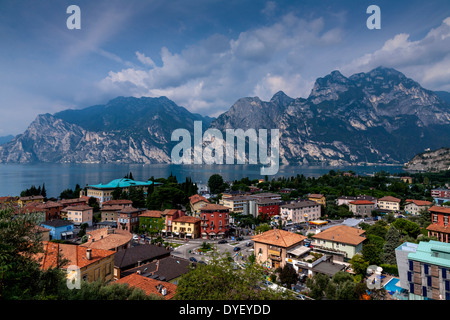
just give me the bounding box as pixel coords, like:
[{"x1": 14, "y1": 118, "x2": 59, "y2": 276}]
[{"x1": 1, "y1": 0, "x2": 450, "y2": 136}]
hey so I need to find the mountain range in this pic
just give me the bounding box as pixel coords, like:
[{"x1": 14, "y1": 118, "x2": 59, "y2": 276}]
[{"x1": 1, "y1": 66, "x2": 449, "y2": 166}]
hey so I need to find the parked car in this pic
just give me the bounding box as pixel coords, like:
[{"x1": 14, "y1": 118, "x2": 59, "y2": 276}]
[
  {"x1": 189, "y1": 257, "x2": 198, "y2": 263},
  {"x1": 233, "y1": 246, "x2": 241, "y2": 252},
  {"x1": 236, "y1": 236, "x2": 244, "y2": 241},
  {"x1": 218, "y1": 239, "x2": 228, "y2": 244},
  {"x1": 245, "y1": 241, "x2": 253, "y2": 247}
]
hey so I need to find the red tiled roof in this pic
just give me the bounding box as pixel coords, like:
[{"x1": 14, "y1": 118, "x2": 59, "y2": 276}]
[
  {"x1": 349, "y1": 200, "x2": 375, "y2": 205},
  {"x1": 115, "y1": 273, "x2": 177, "y2": 300}
]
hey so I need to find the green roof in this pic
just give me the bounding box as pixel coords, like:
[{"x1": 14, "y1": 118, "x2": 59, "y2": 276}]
[
  {"x1": 408, "y1": 240, "x2": 450, "y2": 268},
  {"x1": 88, "y1": 178, "x2": 160, "y2": 189}
]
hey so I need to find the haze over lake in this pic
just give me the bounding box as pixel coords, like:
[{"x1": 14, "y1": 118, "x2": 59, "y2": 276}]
[{"x1": 0, "y1": 163, "x2": 405, "y2": 198}]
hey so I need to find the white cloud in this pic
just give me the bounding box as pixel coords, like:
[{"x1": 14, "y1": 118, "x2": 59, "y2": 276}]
[
  {"x1": 341, "y1": 17, "x2": 450, "y2": 91},
  {"x1": 99, "y1": 13, "x2": 344, "y2": 116}
]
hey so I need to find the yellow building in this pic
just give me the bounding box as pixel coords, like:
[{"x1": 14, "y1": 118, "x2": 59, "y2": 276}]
[
  {"x1": 172, "y1": 215, "x2": 201, "y2": 239},
  {"x1": 18, "y1": 195, "x2": 44, "y2": 207},
  {"x1": 308, "y1": 194, "x2": 326, "y2": 207},
  {"x1": 189, "y1": 194, "x2": 210, "y2": 215},
  {"x1": 378, "y1": 196, "x2": 401, "y2": 211}
]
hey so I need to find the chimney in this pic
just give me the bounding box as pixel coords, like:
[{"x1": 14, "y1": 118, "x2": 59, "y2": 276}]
[
  {"x1": 161, "y1": 287, "x2": 167, "y2": 296},
  {"x1": 86, "y1": 248, "x2": 92, "y2": 260},
  {"x1": 137, "y1": 260, "x2": 142, "y2": 266}
]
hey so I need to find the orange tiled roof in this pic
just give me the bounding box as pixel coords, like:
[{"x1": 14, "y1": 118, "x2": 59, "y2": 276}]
[
  {"x1": 173, "y1": 215, "x2": 200, "y2": 224},
  {"x1": 426, "y1": 223, "x2": 450, "y2": 233},
  {"x1": 312, "y1": 225, "x2": 366, "y2": 246},
  {"x1": 37, "y1": 241, "x2": 115, "y2": 270},
  {"x1": 189, "y1": 194, "x2": 210, "y2": 205},
  {"x1": 80, "y1": 228, "x2": 133, "y2": 251},
  {"x1": 378, "y1": 196, "x2": 401, "y2": 203},
  {"x1": 115, "y1": 273, "x2": 177, "y2": 300},
  {"x1": 140, "y1": 210, "x2": 163, "y2": 218},
  {"x1": 103, "y1": 199, "x2": 133, "y2": 205},
  {"x1": 251, "y1": 229, "x2": 306, "y2": 248},
  {"x1": 308, "y1": 194, "x2": 324, "y2": 199},
  {"x1": 200, "y1": 204, "x2": 230, "y2": 211},
  {"x1": 405, "y1": 199, "x2": 432, "y2": 206},
  {"x1": 429, "y1": 206, "x2": 450, "y2": 214}
]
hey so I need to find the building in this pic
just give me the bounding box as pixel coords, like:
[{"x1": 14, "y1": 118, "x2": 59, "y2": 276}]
[
  {"x1": 199, "y1": 204, "x2": 230, "y2": 240},
  {"x1": 117, "y1": 206, "x2": 142, "y2": 233},
  {"x1": 308, "y1": 194, "x2": 326, "y2": 207},
  {"x1": 161, "y1": 209, "x2": 185, "y2": 237},
  {"x1": 221, "y1": 195, "x2": 254, "y2": 213},
  {"x1": 311, "y1": 225, "x2": 366, "y2": 261},
  {"x1": 61, "y1": 205, "x2": 94, "y2": 226},
  {"x1": 431, "y1": 188, "x2": 450, "y2": 199},
  {"x1": 189, "y1": 194, "x2": 210, "y2": 215},
  {"x1": 101, "y1": 199, "x2": 133, "y2": 222},
  {"x1": 113, "y1": 244, "x2": 171, "y2": 279},
  {"x1": 395, "y1": 241, "x2": 450, "y2": 300},
  {"x1": 18, "y1": 195, "x2": 44, "y2": 207},
  {"x1": 400, "y1": 176, "x2": 413, "y2": 184},
  {"x1": 427, "y1": 206, "x2": 450, "y2": 243},
  {"x1": 84, "y1": 178, "x2": 160, "y2": 205},
  {"x1": 80, "y1": 227, "x2": 133, "y2": 252},
  {"x1": 115, "y1": 273, "x2": 177, "y2": 299},
  {"x1": 139, "y1": 210, "x2": 164, "y2": 235},
  {"x1": 37, "y1": 241, "x2": 115, "y2": 283},
  {"x1": 34, "y1": 225, "x2": 50, "y2": 242},
  {"x1": 36, "y1": 201, "x2": 63, "y2": 221},
  {"x1": 120, "y1": 256, "x2": 191, "y2": 285},
  {"x1": 404, "y1": 199, "x2": 433, "y2": 215},
  {"x1": 377, "y1": 196, "x2": 401, "y2": 211},
  {"x1": 40, "y1": 219, "x2": 74, "y2": 240},
  {"x1": 59, "y1": 197, "x2": 90, "y2": 208},
  {"x1": 172, "y1": 215, "x2": 201, "y2": 239},
  {"x1": 252, "y1": 229, "x2": 306, "y2": 269},
  {"x1": 280, "y1": 200, "x2": 321, "y2": 224},
  {"x1": 348, "y1": 200, "x2": 375, "y2": 217},
  {"x1": 248, "y1": 198, "x2": 281, "y2": 219},
  {"x1": 337, "y1": 195, "x2": 377, "y2": 207}
]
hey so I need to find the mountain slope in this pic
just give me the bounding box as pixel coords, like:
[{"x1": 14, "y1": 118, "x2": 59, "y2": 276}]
[
  {"x1": 1, "y1": 67, "x2": 449, "y2": 166},
  {"x1": 0, "y1": 96, "x2": 213, "y2": 164},
  {"x1": 210, "y1": 66, "x2": 450, "y2": 165}
]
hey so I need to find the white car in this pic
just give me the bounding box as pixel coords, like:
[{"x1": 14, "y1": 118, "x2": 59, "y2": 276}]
[{"x1": 132, "y1": 234, "x2": 139, "y2": 241}]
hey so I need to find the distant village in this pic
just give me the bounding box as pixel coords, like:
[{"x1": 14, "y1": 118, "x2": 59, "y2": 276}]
[{"x1": 1, "y1": 170, "x2": 450, "y2": 300}]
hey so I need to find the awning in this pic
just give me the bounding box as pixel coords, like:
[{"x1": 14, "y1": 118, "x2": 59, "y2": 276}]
[
  {"x1": 287, "y1": 245, "x2": 310, "y2": 257},
  {"x1": 186, "y1": 233, "x2": 192, "y2": 237}
]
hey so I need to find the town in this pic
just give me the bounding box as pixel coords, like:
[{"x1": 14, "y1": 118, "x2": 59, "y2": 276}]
[{"x1": 1, "y1": 169, "x2": 450, "y2": 301}]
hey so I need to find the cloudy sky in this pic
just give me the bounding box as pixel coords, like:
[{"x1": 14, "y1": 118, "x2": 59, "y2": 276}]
[{"x1": 1, "y1": 0, "x2": 450, "y2": 135}]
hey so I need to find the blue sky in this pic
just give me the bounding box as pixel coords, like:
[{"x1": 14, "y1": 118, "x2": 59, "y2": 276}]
[{"x1": 1, "y1": 0, "x2": 450, "y2": 135}]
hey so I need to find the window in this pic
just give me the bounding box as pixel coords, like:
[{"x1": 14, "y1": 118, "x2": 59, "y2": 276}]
[
  {"x1": 445, "y1": 216, "x2": 449, "y2": 226},
  {"x1": 433, "y1": 214, "x2": 438, "y2": 223}
]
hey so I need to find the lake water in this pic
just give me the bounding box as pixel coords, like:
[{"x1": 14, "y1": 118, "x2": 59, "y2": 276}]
[{"x1": 0, "y1": 163, "x2": 405, "y2": 198}]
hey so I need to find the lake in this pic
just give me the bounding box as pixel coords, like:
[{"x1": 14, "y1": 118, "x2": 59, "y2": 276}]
[{"x1": 0, "y1": 163, "x2": 405, "y2": 198}]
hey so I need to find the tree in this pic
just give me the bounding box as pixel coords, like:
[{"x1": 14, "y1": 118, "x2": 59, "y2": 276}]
[
  {"x1": 0, "y1": 207, "x2": 67, "y2": 299},
  {"x1": 278, "y1": 264, "x2": 298, "y2": 287},
  {"x1": 208, "y1": 174, "x2": 225, "y2": 194},
  {"x1": 305, "y1": 273, "x2": 330, "y2": 300},
  {"x1": 382, "y1": 226, "x2": 402, "y2": 264},
  {"x1": 174, "y1": 253, "x2": 294, "y2": 300},
  {"x1": 349, "y1": 253, "x2": 369, "y2": 276}
]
